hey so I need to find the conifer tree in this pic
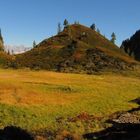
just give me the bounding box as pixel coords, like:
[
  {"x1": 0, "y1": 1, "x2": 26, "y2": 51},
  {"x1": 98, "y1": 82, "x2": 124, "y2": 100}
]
[
  {"x1": 63, "y1": 19, "x2": 69, "y2": 27},
  {"x1": 111, "y1": 32, "x2": 116, "y2": 44},
  {"x1": 90, "y1": 23, "x2": 96, "y2": 30},
  {"x1": 7, "y1": 50, "x2": 10, "y2": 55},
  {"x1": 0, "y1": 29, "x2": 4, "y2": 51},
  {"x1": 97, "y1": 28, "x2": 100, "y2": 34},
  {"x1": 57, "y1": 22, "x2": 62, "y2": 34},
  {"x1": 33, "y1": 40, "x2": 36, "y2": 48},
  {"x1": 74, "y1": 21, "x2": 79, "y2": 24},
  {"x1": 11, "y1": 50, "x2": 14, "y2": 55}
]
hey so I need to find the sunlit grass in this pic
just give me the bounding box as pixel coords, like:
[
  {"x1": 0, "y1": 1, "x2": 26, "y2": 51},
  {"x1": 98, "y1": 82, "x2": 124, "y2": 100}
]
[{"x1": 0, "y1": 68, "x2": 139, "y2": 131}]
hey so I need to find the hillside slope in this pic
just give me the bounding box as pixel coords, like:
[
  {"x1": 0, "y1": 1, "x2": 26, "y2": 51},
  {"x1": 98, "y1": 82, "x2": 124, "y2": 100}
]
[
  {"x1": 16, "y1": 24, "x2": 138, "y2": 73},
  {"x1": 121, "y1": 30, "x2": 140, "y2": 61}
]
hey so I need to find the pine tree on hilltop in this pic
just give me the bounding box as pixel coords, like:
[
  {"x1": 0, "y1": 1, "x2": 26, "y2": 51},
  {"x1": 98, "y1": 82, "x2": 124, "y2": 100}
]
[
  {"x1": 97, "y1": 28, "x2": 100, "y2": 34},
  {"x1": 111, "y1": 32, "x2": 116, "y2": 44},
  {"x1": 7, "y1": 50, "x2": 10, "y2": 55},
  {"x1": 33, "y1": 40, "x2": 36, "y2": 48},
  {"x1": 63, "y1": 19, "x2": 69, "y2": 27},
  {"x1": 74, "y1": 21, "x2": 79, "y2": 25},
  {"x1": 0, "y1": 29, "x2": 3, "y2": 42},
  {"x1": 11, "y1": 50, "x2": 14, "y2": 55},
  {"x1": 57, "y1": 22, "x2": 62, "y2": 34},
  {"x1": 90, "y1": 23, "x2": 96, "y2": 30},
  {"x1": 0, "y1": 29, "x2": 4, "y2": 51}
]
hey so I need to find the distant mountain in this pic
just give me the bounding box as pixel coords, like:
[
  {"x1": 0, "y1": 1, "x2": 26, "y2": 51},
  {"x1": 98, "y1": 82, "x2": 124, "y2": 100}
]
[
  {"x1": 5, "y1": 45, "x2": 32, "y2": 54},
  {"x1": 121, "y1": 30, "x2": 140, "y2": 61},
  {"x1": 0, "y1": 30, "x2": 14, "y2": 67},
  {"x1": 16, "y1": 24, "x2": 138, "y2": 73},
  {"x1": 0, "y1": 31, "x2": 31, "y2": 67}
]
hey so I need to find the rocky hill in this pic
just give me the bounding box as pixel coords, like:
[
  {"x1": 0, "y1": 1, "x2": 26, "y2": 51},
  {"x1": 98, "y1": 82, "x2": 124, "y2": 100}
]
[
  {"x1": 16, "y1": 24, "x2": 138, "y2": 73},
  {"x1": 121, "y1": 30, "x2": 140, "y2": 61}
]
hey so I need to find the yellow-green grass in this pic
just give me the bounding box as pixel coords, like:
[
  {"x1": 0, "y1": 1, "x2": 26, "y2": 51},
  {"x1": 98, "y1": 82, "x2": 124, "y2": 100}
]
[{"x1": 0, "y1": 69, "x2": 140, "y2": 132}]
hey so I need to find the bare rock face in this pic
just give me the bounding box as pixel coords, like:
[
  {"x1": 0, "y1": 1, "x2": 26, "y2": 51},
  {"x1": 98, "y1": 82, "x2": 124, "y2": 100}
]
[
  {"x1": 113, "y1": 112, "x2": 140, "y2": 124},
  {"x1": 57, "y1": 48, "x2": 136, "y2": 74}
]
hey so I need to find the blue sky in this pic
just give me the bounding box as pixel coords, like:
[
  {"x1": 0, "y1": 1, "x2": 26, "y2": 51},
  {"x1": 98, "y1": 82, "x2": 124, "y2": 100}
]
[{"x1": 0, "y1": 0, "x2": 140, "y2": 47}]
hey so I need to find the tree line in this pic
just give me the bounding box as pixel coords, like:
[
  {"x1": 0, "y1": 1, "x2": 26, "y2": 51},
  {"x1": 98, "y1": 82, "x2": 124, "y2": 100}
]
[{"x1": 57, "y1": 20, "x2": 116, "y2": 44}]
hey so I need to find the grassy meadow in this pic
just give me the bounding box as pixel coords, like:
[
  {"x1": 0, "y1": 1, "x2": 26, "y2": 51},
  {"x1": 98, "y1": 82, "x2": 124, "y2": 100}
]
[{"x1": 0, "y1": 68, "x2": 140, "y2": 135}]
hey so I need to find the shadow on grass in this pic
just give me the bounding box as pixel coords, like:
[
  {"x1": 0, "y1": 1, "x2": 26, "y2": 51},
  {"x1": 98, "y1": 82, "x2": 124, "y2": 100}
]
[
  {"x1": 83, "y1": 123, "x2": 140, "y2": 140},
  {"x1": 83, "y1": 98, "x2": 140, "y2": 140},
  {"x1": 0, "y1": 126, "x2": 34, "y2": 140},
  {"x1": 1, "y1": 98, "x2": 140, "y2": 140}
]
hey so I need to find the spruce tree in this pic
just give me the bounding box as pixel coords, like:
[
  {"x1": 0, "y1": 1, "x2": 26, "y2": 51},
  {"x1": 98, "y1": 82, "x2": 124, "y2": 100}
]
[
  {"x1": 57, "y1": 22, "x2": 62, "y2": 34},
  {"x1": 74, "y1": 21, "x2": 79, "y2": 24},
  {"x1": 111, "y1": 32, "x2": 116, "y2": 44},
  {"x1": 7, "y1": 50, "x2": 10, "y2": 55},
  {"x1": 63, "y1": 19, "x2": 69, "y2": 27},
  {"x1": 33, "y1": 40, "x2": 36, "y2": 48},
  {"x1": 11, "y1": 50, "x2": 14, "y2": 55},
  {"x1": 90, "y1": 24, "x2": 96, "y2": 30},
  {"x1": 97, "y1": 28, "x2": 100, "y2": 34},
  {"x1": 0, "y1": 29, "x2": 4, "y2": 51}
]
